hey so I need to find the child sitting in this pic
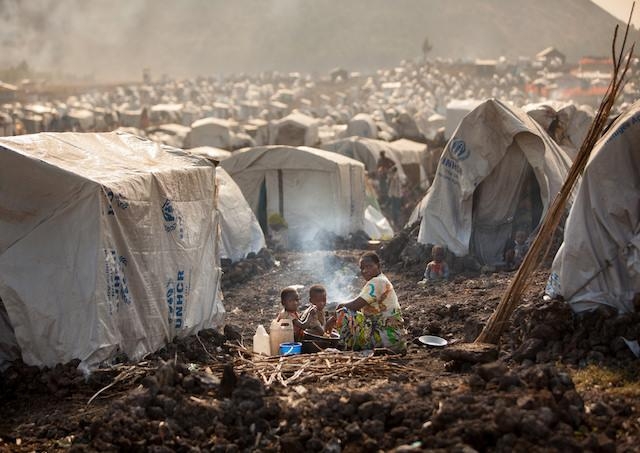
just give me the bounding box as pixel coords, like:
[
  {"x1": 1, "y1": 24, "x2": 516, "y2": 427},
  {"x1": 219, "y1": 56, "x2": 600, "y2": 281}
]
[
  {"x1": 504, "y1": 229, "x2": 530, "y2": 270},
  {"x1": 276, "y1": 287, "x2": 305, "y2": 341},
  {"x1": 421, "y1": 245, "x2": 449, "y2": 282},
  {"x1": 299, "y1": 284, "x2": 328, "y2": 336}
]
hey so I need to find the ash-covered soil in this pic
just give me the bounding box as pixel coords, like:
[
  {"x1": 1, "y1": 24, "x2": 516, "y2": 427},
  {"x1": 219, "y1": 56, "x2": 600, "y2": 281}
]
[{"x1": 2, "y1": 245, "x2": 640, "y2": 452}]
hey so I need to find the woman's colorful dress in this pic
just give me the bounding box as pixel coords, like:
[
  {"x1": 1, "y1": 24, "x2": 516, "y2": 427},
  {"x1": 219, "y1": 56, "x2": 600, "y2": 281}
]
[{"x1": 336, "y1": 273, "x2": 406, "y2": 352}]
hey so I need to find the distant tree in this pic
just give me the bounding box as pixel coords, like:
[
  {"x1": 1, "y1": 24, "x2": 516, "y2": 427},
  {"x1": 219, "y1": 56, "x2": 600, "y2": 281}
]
[{"x1": 422, "y1": 36, "x2": 433, "y2": 62}]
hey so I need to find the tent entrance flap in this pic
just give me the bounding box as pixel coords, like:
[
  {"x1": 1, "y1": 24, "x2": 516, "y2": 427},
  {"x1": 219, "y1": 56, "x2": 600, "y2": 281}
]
[
  {"x1": 257, "y1": 178, "x2": 268, "y2": 234},
  {"x1": 470, "y1": 144, "x2": 540, "y2": 266}
]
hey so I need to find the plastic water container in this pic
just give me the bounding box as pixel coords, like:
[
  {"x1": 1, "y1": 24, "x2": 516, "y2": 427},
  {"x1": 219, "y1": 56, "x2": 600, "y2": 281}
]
[
  {"x1": 270, "y1": 319, "x2": 294, "y2": 356},
  {"x1": 252, "y1": 324, "x2": 271, "y2": 356},
  {"x1": 279, "y1": 342, "x2": 302, "y2": 356}
]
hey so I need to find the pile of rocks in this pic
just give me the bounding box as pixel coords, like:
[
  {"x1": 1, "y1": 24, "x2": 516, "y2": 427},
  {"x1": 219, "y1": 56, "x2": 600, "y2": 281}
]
[
  {"x1": 74, "y1": 362, "x2": 282, "y2": 451},
  {"x1": 508, "y1": 298, "x2": 640, "y2": 367},
  {"x1": 221, "y1": 248, "x2": 276, "y2": 289}
]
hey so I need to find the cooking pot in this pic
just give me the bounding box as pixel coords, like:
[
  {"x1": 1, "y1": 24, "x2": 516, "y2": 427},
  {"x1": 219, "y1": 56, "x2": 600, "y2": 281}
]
[{"x1": 301, "y1": 331, "x2": 341, "y2": 353}]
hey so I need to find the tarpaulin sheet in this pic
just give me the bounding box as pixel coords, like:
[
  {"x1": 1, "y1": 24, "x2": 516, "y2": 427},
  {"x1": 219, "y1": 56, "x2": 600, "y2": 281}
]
[
  {"x1": 547, "y1": 101, "x2": 640, "y2": 313},
  {"x1": 418, "y1": 99, "x2": 571, "y2": 264},
  {"x1": 0, "y1": 132, "x2": 224, "y2": 370}
]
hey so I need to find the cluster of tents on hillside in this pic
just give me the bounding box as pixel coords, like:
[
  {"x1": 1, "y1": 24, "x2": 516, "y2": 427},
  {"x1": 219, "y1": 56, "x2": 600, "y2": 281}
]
[{"x1": 0, "y1": 95, "x2": 638, "y2": 370}]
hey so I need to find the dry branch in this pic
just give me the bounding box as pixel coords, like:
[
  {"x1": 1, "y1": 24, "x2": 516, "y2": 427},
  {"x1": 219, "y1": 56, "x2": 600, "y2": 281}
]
[
  {"x1": 476, "y1": 8, "x2": 635, "y2": 345},
  {"x1": 227, "y1": 345, "x2": 422, "y2": 387},
  {"x1": 87, "y1": 366, "x2": 143, "y2": 406}
]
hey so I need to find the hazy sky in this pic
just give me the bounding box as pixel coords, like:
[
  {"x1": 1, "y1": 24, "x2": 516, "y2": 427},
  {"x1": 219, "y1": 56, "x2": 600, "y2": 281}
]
[
  {"x1": 592, "y1": 0, "x2": 639, "y2": 27},
  {"x1": 0, "y1": 0, "x2": 632, "y2": 83}
]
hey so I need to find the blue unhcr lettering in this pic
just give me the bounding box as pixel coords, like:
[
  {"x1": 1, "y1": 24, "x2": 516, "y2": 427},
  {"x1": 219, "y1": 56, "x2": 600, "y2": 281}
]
[{"x1": 175, "y1": 271, "x2": 186, "y2": 329}]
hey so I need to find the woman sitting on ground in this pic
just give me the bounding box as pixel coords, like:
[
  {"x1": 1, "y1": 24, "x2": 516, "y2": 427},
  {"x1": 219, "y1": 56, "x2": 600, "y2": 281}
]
[{"x1": 327, "y1": 251, "x2": 407, "y2": 353}]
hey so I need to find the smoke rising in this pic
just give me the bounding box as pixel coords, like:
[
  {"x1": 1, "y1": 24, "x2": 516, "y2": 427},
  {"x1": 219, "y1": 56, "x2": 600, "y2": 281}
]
[{"x1": 291, "y1": 252, "x2": 360, "y2": 304}]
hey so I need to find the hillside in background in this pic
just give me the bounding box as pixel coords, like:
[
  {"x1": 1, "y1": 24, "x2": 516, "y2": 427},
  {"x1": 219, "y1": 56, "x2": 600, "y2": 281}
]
[{"x1": 0, "y1": 0, "x2": 636, "y2": 80}]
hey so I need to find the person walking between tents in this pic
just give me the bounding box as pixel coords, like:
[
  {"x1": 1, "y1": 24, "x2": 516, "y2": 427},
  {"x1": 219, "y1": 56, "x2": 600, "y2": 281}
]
[
  {"x1": 376, "y1": 151, "x2": 395, "y2": 204},
  {"x1": 388, "y1": 166, "x2": 403, "y2": 228}
]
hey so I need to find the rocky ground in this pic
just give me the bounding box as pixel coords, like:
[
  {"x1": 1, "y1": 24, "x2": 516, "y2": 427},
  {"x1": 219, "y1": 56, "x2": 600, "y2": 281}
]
[{"x1": 2, "y1": 239, "x2": 640, "y2": 452}]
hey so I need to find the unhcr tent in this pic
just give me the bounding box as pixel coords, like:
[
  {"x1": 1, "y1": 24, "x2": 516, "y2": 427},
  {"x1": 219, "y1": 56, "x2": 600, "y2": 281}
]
[
  {"x1": 0, "y1": 132, "x2": 224, "y2": 370},
  {"x1": 216, "y1": 168, "x2": 267, "y2": 262},
  {"x1": 546, "y1": 101, "x2": 640, "y2": 314},
  {"x1": 220, "y1": 145, "x2": 365, "y2": 245},
  {"x1": 418, "y1": 99, "x2": 571, "y2": 266}
]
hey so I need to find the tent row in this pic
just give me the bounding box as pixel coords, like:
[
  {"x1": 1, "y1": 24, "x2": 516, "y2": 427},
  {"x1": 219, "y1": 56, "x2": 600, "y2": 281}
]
[
  {"x1": 0, "y1": 132, "x2": 389, "y2": 369},
  {"x1": 1, "y1": 97, "x2": 635, "y2": 370},
  {"x1": 413, "y1": 97, "x2": 638, "y2": 317}
]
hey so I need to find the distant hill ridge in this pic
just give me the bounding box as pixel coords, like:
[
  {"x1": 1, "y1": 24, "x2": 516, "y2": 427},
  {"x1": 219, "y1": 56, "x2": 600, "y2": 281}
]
[
  {"x1": 251, "y1": 0, "x2": 636, "y2": 71},
  {"x1": 2, "y1": 0, "x2": 636, "y2": 79}
]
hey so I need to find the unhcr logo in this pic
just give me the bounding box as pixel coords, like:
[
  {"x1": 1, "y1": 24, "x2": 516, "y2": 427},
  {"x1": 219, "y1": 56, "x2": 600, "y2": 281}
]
[
  {"x1": 166, "y1": 270, "x2": 187, "y2": 329},
  {"x1": 104, "y1": 248, "x2": 132, "y2": 313},
  {"x1": 450, "y1": 139, "x2": 470, "y2": 161},
  {"x1": 162, "y1": 198, "x2": 177, "y2": 232},
  {"x1": 104, "y1": 189, "x2": 130, "y2": 216}
]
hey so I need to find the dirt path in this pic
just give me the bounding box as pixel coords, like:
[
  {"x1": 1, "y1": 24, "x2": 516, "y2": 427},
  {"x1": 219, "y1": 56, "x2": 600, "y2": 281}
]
[{"x1": 1, "y1": 248, "x2": 640, "y2": 452}]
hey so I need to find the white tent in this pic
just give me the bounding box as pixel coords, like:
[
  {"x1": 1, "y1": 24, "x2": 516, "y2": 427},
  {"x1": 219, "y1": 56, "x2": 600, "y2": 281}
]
[
  {"x1": 418, "y1": 99, "x2": 572, "y2": 266},
  {"x1": 245, "y1": 118, "x2": 270, "y2": 146},
  {"x1": 415, "y1": 110, "x2": 445, "y2": 141},
  {"x1": 117, "y1": 108, "x2": 143, "y2": 128},
  {"x1": 320, "y1": 136, "x2": 407, "y2": 183},
  {"x1": 389, "y1": 138, "x2": 430, "y2": 189},
  {"x1": 0, "y1": 132, "x2": 224, "y2": 370},
  {"x1": 221, "y1": 145, "x2": 365, "y2": 245},
  {"x1": 216, "y1": 168, "x2": 267, "y2": 262},
  {"x1": 546, "y1": 101, "x2": 640, "y2": 314},
  {"x1": 67, "y1": 108, "x2": 95, "y2": 131},
  {"x1": 187, "y1": 117, "x2": 236, "y2": 149},
  {"x1": 269, "y1": 112, "x2": 319, "y2": 147},
  {"x1": 150, "y1": 103, "x2": 183, "y2": 124},
  {"x1": 346, "y1": 113, "x2": 378, "y2": 139},
  {"x1": 524, "y1": 101, "x2": 594, "y2": 161},
  {"x1": 445, "y1": 99, "x2": 484, "y2": 140},
  {"x1": 146, "y1": 123, "x2": 191, "y2": 149}
]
